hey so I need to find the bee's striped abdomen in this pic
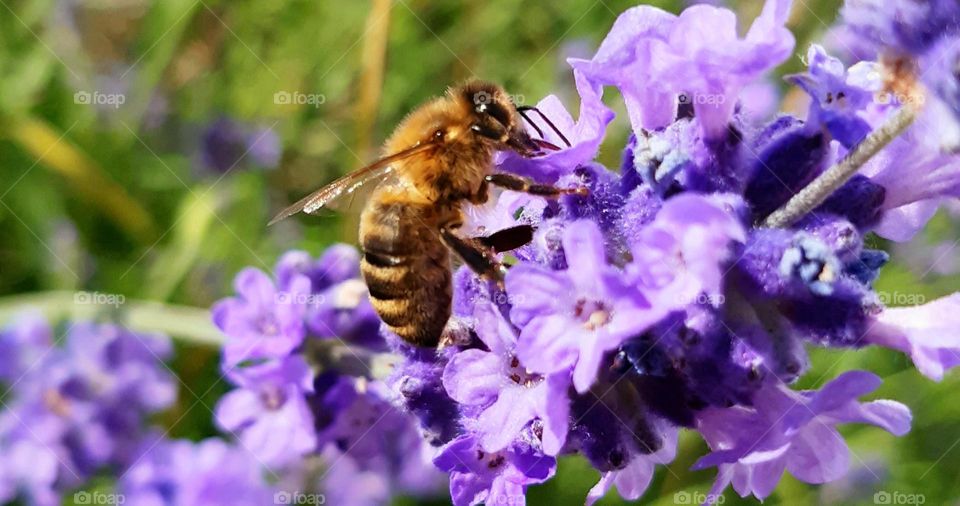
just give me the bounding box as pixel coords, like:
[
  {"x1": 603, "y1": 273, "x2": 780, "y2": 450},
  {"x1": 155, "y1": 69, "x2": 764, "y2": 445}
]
[{"x1": 359, "y1": 193, "x2": 451, "y2": 347}]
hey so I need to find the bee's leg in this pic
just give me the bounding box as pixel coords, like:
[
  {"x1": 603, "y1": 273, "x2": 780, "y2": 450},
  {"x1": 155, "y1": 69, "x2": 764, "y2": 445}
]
[
  {"x1": 468, "y1": 180, "x2": 490, "y2": 205},
  {"x1": 485, "y1": 173, "x2": 588, "y2": 198},
  {"x1": 476, "y1": 224, "x2": 535, "y2": 253},
  {"x1": 440, "y1": 226, "x2": 508, "y2": 285}
]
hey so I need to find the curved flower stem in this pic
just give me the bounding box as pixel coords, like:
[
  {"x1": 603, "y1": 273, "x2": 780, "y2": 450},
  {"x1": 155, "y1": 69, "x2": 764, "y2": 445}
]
[
  {"x1": 762, "y1": 103, "x2": 918, "y2": 228},
  {"x1": 0, "y1": 290, "x2": 223, "y2": 346},
  {"x1": 0, "y1": 291, "x2": 400, "y2": 379}
]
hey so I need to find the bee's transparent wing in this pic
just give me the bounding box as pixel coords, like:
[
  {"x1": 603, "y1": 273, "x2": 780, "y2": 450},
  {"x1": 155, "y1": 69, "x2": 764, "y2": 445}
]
[{"x1": 268, "y1": 141, "x2": 435, "y2": 225}]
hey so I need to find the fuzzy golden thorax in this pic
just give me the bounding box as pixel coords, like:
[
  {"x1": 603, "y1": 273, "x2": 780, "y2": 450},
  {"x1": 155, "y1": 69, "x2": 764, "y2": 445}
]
[{"x1": 381, "y1": 81, "x2": 529, "y2": 205}]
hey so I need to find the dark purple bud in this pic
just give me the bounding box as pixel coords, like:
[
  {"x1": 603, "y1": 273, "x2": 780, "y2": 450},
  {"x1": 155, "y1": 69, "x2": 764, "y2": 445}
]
[
  {"x1": 781, "y1": 278, "x2": 871, "y2": 347},
  {"x1": 814, "y1": 174, "x2": 887, "y2": 229},
  {"x1": 745, "y1": 125, "x2": 828, "y2": 221},
  {"x1": 844, "y1": 249, "x2": 890, "y2": 286}
]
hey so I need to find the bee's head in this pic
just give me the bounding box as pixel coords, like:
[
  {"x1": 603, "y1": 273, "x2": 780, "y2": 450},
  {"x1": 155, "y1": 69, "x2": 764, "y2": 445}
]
[{"x1": 454, "y1": 81, "x2": 539, "y2": 156}]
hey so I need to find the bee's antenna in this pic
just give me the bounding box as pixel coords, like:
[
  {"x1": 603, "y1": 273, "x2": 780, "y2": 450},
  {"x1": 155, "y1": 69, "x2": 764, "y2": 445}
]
[
  {"x1": 516, "y1": 106, "x2": 572, "y2": 148},
  {"x1": 517, "y1": 108, "x2": 546, "y2": 139}
]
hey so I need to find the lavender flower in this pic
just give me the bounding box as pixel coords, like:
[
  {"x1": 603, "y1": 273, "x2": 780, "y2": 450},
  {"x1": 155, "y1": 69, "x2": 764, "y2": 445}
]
[
  {"x1": 507, "y1": 219, "x2": 671, "y2": 394},
  {"x1": 585, "y1": 422, "x2": 678, "y2": 505},
  {"x1": 120, "y1": 437, "x2": 277, "y2": 506},
  {"x1": 434, "y1": 434, "x2": 556, "y2": 506},
  {"x1": 695, "y1": 371, "x2": 910, "y2": 500},
  {"x1": 211, "y1": 246, "x2": 443, "y2": 504},
  {"x1": 199, "y1": 117, "x2": 281, "y2": 173},
  {"x1": 626, "y1": 193, "x2": 746, "y2": 307},
  {"x1": 498, "y1": 71, "x2": 614, "y2": 181},
  {"x1": 214, "y1": 356, "x2": 317, "y2": 467},
  {"x1": 865, "y1": 294, "x2": 960, "y2": 380},
  {"x1": 840, "y1": 0, "x2": 960, "y2": 57},
  {"x1": 212, "y1": 267, "x2": 310, "y2": 368},
  {"x1": 0, "y1": 318, "x2": 176, "y2": 505},
  {"x1": 861, "y1": 137, "x2": 960, "y2": 241},
  {"x1": 0, "y1": 311, "x2": 52, "y2": 384},
  {"x1": 787, "y1": 44, "x2": 876, "y2": 148},
  {"x1": 442, "y1": 303, "x2": 570, "y2": 454},
  {"x1": 570, "y1": 0, "x2": 795, "y2": 139}
]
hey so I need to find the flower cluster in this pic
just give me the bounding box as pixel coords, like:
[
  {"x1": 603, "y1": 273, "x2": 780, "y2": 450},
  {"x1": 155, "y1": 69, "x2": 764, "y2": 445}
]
[
  {"x1": 381, "y1": 0, "x2": 960, "y2": 504},
  {"x1": 0, "y1": 314, "x2": 176, "y2": 506},
  {"x1": 208, "y1": 245, "x2": 444, "y2": 505}
]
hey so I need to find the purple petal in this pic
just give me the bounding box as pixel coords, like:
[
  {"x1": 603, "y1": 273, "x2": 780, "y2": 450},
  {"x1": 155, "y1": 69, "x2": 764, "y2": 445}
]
[
  {"x1": 573, "y1": 332, "x2": 607, "y2": 393},
  {"x1": 433, "y1": 435, "x2": 477, "y2": 474},
  {"x1": 731, "y1": 450, "x2": 788, "y2": 499},
  {"x1": 562, "y1": 220, "x2": 608, "y2": 294},
  {"x1": 586, "y1": 457, "x2": 655, "y2": 505},
  {"x1": 448, "y1": 472, "x2": 492, "y2": 506},
  {"x1": 443, "y1": 349, "x2": 504, "y2": 406},
  {"x1": 874, "y1": 200, "x2": 942, "y2": 242},
  {"x1": 803, "y1": 370, "x2": 882, "y2": 418},
  {"x1": 536, "y1": 373, "x2": 571, "y2": 455},
  {"x1": 487, "y1": 478, "x2": 525, "y2": 506},
  {"x1": 477, "y1": 390, "x2": 535, "y2": 453},
  {"x1": 497, "y1": 71, "x2": 614, "y2": 181},
  {"x1": 866, "y1": 293, "x2": 960, "y2": 380},
  {"x1": 238, "y1": 394, "x2": 317, "y2": 466},
  {"x1": 517, "y1": 316, "x2": 580, "y2": 375},
  {"x1": 506, "y1": 445, "x2": 556, "y2": 483},
  {"x1": 473, "y1": 303, "x2": 517, "y2": 355},
  {"x1": 506, "y1": 265, "x2": 574, "y2": 327},
  {"x1": 569, "y1": 6, "x2": 678, "y2": 133},
  {"x1": 825, "y1": 399, "x2": 912, "y2": 437},
  {"x1": 784, "y1": 423, "x2": 850, "y2": 484},
  {"x1": 232, "y1": 268, "x2": 276, "y2": 308},
  {"x1": 214, "y1": 389, "x2": 260, "y2": 432}
]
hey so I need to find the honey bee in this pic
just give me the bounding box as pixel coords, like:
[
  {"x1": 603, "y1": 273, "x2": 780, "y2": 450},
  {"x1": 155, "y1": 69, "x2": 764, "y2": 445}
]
[{"x1": 270, "y1": 81, "x2": 585, "y2": 347}]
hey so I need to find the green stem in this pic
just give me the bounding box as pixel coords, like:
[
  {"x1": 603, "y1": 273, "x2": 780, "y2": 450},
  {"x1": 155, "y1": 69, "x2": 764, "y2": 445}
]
[{"x1": 0, "y1": 291, "x2": 222, "y2": 346}]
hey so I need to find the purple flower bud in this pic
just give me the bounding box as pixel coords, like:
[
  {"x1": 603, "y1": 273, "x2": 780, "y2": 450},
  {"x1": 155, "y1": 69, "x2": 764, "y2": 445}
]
[
  {"x1": 200, "y1": 117, "x2": 281, "y2": 173},
  {"x1": 745, "y1": 124, "x2": 828, "y2": 220}
]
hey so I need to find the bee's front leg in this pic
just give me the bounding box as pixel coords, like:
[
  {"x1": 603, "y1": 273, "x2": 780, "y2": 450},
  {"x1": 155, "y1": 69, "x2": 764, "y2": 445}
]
[
  {"x1": 485, "y1": 173, "x2": 588, "y2": 197},
  {"x1": 476, "y1": 225, "x2": 534, "y2": 253},
  {"x1": 440, "y1": 225, "x2": 508, "y2": 286}
]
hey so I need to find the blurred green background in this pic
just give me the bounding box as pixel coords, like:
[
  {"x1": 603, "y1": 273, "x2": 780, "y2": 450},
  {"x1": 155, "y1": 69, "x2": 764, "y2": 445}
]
[{"x1": 1, "y1": 0, "x2": 958, "y2": 504}]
